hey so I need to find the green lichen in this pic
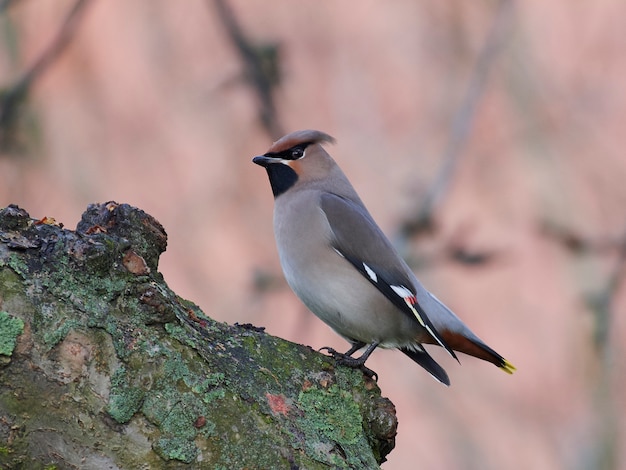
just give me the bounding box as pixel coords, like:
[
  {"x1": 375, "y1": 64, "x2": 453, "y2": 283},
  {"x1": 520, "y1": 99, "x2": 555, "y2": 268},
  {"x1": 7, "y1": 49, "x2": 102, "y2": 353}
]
[
  {"x1": 107, "y1": 367, "x2": 144, "y2": 423},
  {"x1": 198, "y1": 396, "x2": 296, "y2": 469},
  {"x1": 335, "y1": 364, "x2": 369, "y2": 390},
  {"x1": 0, "y1": 311, "x2": 24, "y2": 356},
  {"x1": 296, "y1": 384, "x2": 378, "y2": 468},
  {"x1": 142, "y1": 384, "x2": 217, "y2": 462},
  {"x1": 298, "y1": 384, "x2": 362, "y2": 444},
  {"x1": 153, "y1": 437, "x2": 197, "y2": 464},
  {"x1": 205, "y1": 371, "x2": 225, "y2": 387},
  {"x1": 42, "y1": 318, "x2": 80, "y2": 348},
  {"x1": 134, "y1": 344, "x2": 229, "y2": 463},
  {"x1": 164, "y1": 322, "x2": 199, "y2": 349},
  {"x1": 190, "y1": 372, "x2": 227, "y2": 403},
  {"x1": 44, "y1": 258, "x2": 126, "y2": 320},
  {"x1": 5, "y1": 253, "x2": 29, "y2": 280}
]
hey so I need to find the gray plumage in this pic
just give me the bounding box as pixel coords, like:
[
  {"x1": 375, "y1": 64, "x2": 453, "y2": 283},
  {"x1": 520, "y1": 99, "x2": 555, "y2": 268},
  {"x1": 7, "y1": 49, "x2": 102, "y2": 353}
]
[{"x1": 253, "y1": 130, "x2": 515, "y2": 385}]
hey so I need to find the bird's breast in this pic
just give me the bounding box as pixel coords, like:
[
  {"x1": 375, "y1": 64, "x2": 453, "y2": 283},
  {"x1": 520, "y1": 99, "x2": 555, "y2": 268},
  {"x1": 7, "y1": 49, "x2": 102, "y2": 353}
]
[{"x1": 271, "y1": 191, "x2": 420, "y2": 346}]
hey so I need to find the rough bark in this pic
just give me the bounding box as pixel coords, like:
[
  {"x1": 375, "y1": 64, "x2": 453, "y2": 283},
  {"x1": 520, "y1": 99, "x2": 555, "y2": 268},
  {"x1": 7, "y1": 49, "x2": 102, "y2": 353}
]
[{"x1": 0, "y1": 202, "x2": 397, "y2": 469}]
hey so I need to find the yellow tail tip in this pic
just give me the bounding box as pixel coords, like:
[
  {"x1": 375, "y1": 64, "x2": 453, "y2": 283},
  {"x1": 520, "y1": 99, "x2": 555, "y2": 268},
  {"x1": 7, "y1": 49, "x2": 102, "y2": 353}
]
[{"x1": 499, "y1": 359, "x2": 516, "y2": 375}]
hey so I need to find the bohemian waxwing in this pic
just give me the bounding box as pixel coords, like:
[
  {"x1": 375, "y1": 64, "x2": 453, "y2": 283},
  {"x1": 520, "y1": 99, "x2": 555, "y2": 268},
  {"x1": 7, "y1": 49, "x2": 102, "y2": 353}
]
[{"x1": 252, "y1": 130, "x2": 515, "y2": 385}]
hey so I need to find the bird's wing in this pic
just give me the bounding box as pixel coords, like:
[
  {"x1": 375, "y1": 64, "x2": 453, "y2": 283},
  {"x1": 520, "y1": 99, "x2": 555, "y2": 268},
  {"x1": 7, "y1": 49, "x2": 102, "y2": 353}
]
[{"x1": 320, "y1": 193, "x2": 457, "y2": 359}]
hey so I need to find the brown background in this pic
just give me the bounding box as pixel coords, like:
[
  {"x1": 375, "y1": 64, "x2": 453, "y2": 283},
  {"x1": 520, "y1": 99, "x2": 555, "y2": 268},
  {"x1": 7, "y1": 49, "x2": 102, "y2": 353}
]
[{"x1": 1, "y1": 1, "x2": 624, "y2": 469}]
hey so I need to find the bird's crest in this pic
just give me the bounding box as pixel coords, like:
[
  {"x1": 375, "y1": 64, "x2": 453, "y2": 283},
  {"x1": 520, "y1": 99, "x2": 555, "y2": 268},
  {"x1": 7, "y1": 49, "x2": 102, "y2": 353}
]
[{"x1": 267, "y1": 129, "x2": 335, "y2": 154}]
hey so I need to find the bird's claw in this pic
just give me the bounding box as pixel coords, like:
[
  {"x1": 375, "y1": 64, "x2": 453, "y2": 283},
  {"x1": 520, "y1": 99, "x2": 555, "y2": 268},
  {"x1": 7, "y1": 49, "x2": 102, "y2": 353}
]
[
  {"x1": 319, "y1": 346, "x2": 378, "y2": 381},
  {"x1": 318, "y1": 346, "x2": 337, "y2": 355}
]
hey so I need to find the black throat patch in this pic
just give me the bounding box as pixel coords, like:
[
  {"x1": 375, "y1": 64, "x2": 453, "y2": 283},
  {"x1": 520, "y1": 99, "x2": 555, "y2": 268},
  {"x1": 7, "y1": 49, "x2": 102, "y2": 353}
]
[{"x1": 266, "y1": 164, "x2": 298, "y2": 198}]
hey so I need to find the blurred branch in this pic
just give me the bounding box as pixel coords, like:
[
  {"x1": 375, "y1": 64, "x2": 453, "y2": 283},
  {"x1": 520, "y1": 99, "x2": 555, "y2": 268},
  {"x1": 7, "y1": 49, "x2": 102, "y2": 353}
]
[
  {"x1": 587, "y1": 230, "x2": 626, "y2": 351},
  {"x1": 444, "y1": 221, "x2": 500, "y2": 267},
  {"x1": 0, "y1": 0, "x2": 92, "y2": 150},
  {"x1": 543, "y1": 219, "x2": 626, "y2": 347},
  {"x1": 583, "y1": 231, "x2": 625, "y2": 470},
  {"x1": 550, "y1": 222, "x2": 626, "y2": 469},
  {"x1": 398, "y1": 0, "x2": 514, "y2": 238},
  {"x1": 541, "y1": 220, "x2": 626, "y2": 256},
  {"x1": 0, "y1": 0, "x2": 16, "y2": 14},
  {"x1": 210, "y1": 0, "x2": 284, "y2": 140}
]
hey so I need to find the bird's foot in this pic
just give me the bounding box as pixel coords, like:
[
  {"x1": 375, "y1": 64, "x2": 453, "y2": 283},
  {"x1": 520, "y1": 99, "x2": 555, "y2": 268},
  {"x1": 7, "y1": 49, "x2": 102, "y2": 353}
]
[{"x1": 319, "y1": 346, "x2": 378, "y2": 381}]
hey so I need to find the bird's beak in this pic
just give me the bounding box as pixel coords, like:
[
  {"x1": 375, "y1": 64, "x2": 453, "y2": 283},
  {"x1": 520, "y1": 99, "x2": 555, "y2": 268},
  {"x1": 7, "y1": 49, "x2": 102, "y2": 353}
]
[{"x1": 252, "y1": 155, "x2": 277, "y2": 167}]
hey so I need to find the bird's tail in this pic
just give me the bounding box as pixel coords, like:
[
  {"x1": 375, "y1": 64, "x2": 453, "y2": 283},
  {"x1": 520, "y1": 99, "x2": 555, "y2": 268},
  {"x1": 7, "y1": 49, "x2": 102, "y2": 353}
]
[
  {"x1": 417, "y1": 291, "x2": 516, "y2": 375},
  {"x1": 400, "y1": 345, "x2": 450, "y2": 386},
  {"x1": 439, "y1": 330, "x2": 516, "y2": 374}
]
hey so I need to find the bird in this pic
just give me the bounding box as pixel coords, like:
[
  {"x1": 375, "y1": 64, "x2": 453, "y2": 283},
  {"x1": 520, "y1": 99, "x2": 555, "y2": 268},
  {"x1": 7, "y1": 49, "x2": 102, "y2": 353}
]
[{"x1": 252, "y1": 129, "x2": 515, "y2": 385}]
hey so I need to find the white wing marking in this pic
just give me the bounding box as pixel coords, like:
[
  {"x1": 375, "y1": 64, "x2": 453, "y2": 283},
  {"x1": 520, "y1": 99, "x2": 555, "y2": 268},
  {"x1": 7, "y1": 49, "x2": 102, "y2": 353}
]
[
  {"x1": 363, "y1": 263, "x2": 378, "y2": 282},
  {"x1": 391, "y1": 284, "x2": 450, "y2": 354}
]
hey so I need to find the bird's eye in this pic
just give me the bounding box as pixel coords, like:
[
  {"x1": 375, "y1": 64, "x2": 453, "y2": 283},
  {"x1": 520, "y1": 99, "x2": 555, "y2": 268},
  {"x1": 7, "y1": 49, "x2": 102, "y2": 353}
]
[{"x1": 291, "y1": 147, "x2": 304, "y2": 159}]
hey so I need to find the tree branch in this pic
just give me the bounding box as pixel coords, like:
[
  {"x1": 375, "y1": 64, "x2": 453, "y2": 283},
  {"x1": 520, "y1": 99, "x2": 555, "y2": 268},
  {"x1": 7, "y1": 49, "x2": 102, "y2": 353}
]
[
  {"x1": 0, "y1": 0, "x2": 92, "y2": 149},
  {"x1": 210, "y1": 0, "x2": 284, "y2": 140},
  {"x1": 399, "y1": 0, "x2": 514, "y2": 238},
  {"x1": 0, "y1": 202, "x2": 397, "y2": 468}
]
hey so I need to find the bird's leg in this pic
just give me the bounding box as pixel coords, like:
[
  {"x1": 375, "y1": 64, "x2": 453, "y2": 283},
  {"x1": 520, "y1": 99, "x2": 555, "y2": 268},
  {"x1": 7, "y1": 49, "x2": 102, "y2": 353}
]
[
  {"x1": 338, "y1": 341, "x2": 367, "y2": 356},
  {"x1": 320, "y1": 341, "x2": 380, "y2": 380},
  {"x1": 318, "y1": 340, "x2": 364, "y2": 358}
]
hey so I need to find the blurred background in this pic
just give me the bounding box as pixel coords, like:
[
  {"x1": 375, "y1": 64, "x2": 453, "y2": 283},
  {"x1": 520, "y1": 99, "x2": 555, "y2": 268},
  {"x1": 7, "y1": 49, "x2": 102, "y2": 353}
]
[{"x1": 1, "y1": 1, "x2": 624, "y2": 469}]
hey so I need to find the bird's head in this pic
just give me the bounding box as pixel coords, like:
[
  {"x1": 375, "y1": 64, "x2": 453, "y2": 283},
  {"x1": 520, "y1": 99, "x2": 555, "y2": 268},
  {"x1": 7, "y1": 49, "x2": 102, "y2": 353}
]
[{"x1": 253, "y1": 130, "x2": 336, "y2": 197}]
